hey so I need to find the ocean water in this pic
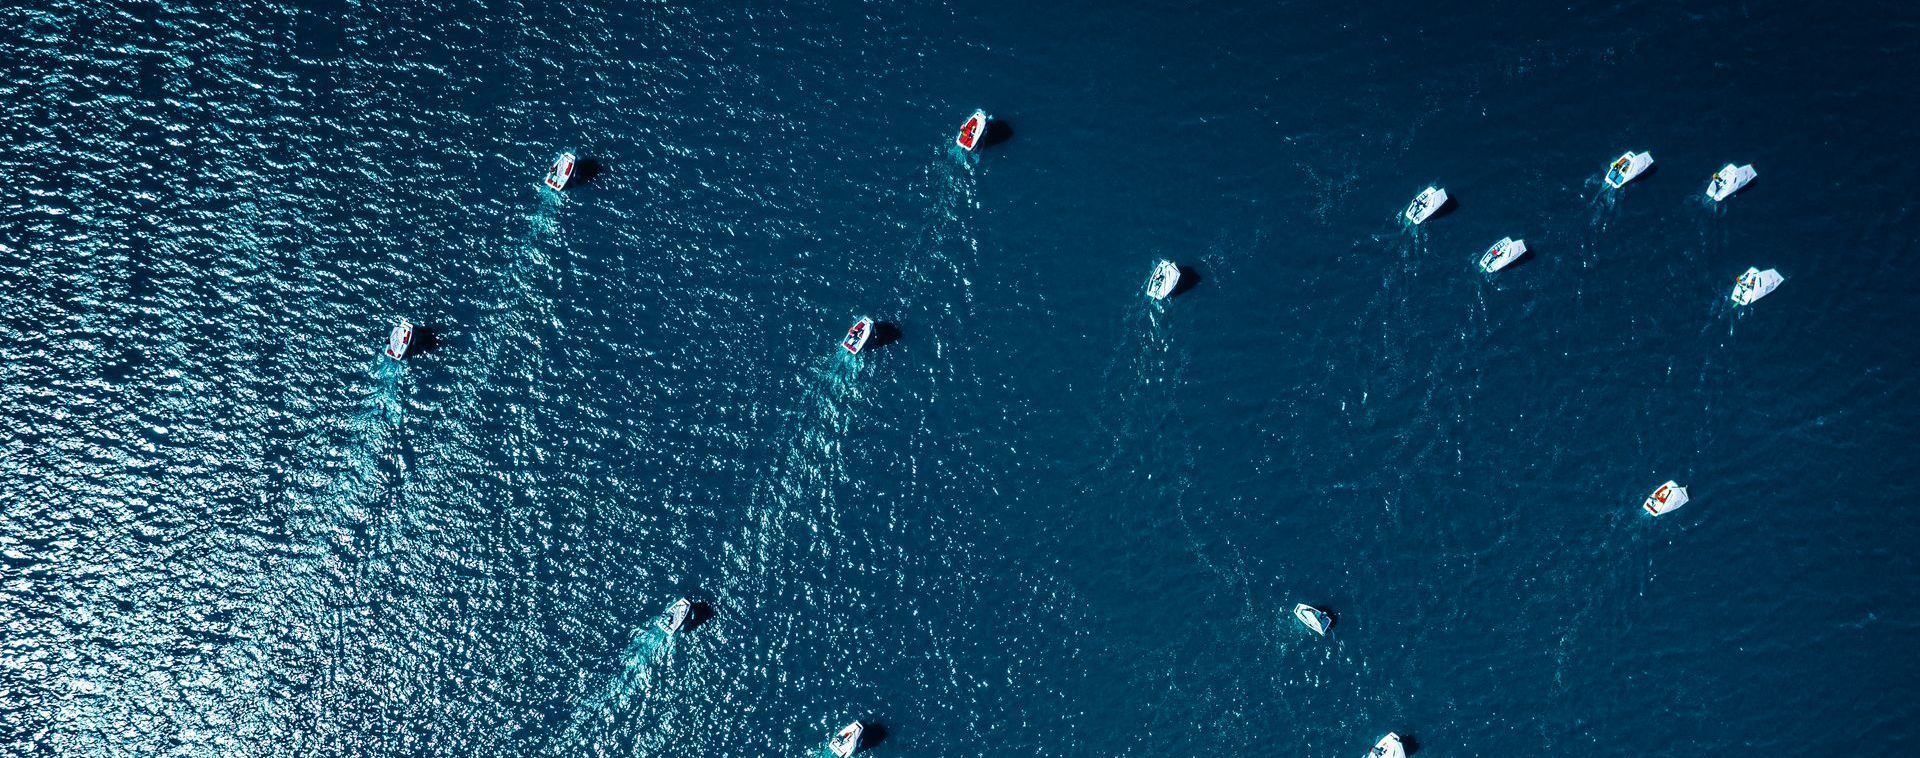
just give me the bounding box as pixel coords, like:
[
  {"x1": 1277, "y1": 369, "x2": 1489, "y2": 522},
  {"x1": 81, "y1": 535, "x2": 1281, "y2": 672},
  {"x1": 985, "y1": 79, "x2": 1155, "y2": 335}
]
[{"x1": 4, "y1": 0, "x2": 1919, "y2": 755}]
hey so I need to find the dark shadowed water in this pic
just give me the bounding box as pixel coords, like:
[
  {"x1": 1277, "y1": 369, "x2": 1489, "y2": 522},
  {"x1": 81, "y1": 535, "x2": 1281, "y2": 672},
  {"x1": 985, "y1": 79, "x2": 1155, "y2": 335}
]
[{"x1": 4, "y1": 0, "x2": 1919, "y2": 755}]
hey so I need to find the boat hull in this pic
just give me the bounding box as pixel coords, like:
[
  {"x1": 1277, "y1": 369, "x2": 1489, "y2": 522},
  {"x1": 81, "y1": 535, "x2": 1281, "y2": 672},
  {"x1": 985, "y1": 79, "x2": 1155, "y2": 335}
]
[
  {"x1": 1404, "y1": 187, "x2": 1447, "y2": 224},
  {"x1": 1730, "y1": 267, "x2": 1783, "y2": 306},
  {"x1": 1643, "y1": 480, "x2": 1690, "y2": 516},
  {"x1": 657, "y1": 598, "x2": 692, "y2": 634},
  {"x1": 843, "y1": 318, "x2": 874, "y2": 354},
  {"x1": 384, "y1": 321, "x2": 413, "y2": 361},
  {"x1": 829, "y1": 722, "x2": 865, "y2": 757},
  {"x1": 544, "y1": 152, "x2": 576, "y2": 191},
  {"x1": 1706, "y1": 163, "x2": 1756, "y2": 201},
  {"x1": 1146, "y1": 260, "x2": 1180, "y2": 300},
  {"x1": 1293, "y1": 604, "x2": 1331, "y2": 636},
  {"x1": 1605, "y1": 151, "x2": 1653, "y2": 189},
  {"x1": 1478, "y1": 237, "x2": 1527, "y2": 272},
  {"x1": 955, "y1": 110, "x2": 988, "y2": 151},
  {"x1": 1370, "y1": 733, "x2": 1406, "y2": 758}
]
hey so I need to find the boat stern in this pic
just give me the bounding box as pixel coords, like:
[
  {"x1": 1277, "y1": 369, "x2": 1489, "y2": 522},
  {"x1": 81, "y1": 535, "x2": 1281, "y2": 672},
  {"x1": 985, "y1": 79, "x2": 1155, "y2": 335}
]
[
  {"x1": 955, "y1": 110, "x2": 988, "y2": 151},
  {"x1": 1405, "y1": 187, "x2": 1447, "y2": 224},
  {"x1": 545, "y1": 152, "x2": 577, "y2": 191},
  {"x1": 384, "y1": 320, "x2": 414, "y2": 361},
  {"x1": 1146, "y1": 261, "x2": 1181, "y2": 300}
]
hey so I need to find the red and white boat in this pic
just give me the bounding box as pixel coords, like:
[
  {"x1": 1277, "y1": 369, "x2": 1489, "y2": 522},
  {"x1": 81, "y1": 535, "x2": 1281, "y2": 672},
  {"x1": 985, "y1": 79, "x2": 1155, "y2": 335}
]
[
  {"x1": 954, "y1": 110, "x2": 988, "y2": 151},
  {"x1": 1477, "y1": 237, "x2": 1527, "y2": 273},
  {"x1": 1642, "y1": 480, "x2": 1690, "y2": 516},
  {"x1": 384, "y1": 319, "x2": 413, "y2": 361},
  {"x1": 842, "y1": 317, "x2": 874, "y2": 354},
  {"x1": 543, "y1": 151, "x2": 576, "y2": 191},
  {"x1": 829, "y1": 721, "x2": 865, "y2": 757}
]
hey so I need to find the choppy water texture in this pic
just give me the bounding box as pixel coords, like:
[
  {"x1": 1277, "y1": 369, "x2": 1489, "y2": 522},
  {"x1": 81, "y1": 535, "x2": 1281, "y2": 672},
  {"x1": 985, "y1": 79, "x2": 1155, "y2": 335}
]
[{"x1": 5, "y1": 0, "x2": 1920, "y2": 755}]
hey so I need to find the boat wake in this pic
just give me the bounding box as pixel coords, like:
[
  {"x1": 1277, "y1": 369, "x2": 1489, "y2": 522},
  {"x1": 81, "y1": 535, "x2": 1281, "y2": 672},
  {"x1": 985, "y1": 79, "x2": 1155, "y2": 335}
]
[
  {"x1": 549, "y1": 625, "x2": 679, "y2": 751},
  {"x1": 320, "y1": 371, "x2": 409, "y2": 542},
  {"x1": 1396, "y1": 217, "x2": 1428, "y2": 261},
  {"x1": 1091, "y1": 297, "x2": 1254, "y2": 595},
  {"x1": 1587, "y1": 184, "x2": 1620, "y2": 234},
  {"x1": 746, "y1": 355, "x2": 861, "y2": 570}
]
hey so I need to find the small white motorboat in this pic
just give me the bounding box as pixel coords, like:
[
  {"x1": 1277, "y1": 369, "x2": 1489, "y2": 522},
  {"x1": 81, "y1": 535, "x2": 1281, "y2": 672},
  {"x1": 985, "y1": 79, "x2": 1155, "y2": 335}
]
[
  {"x1": 1145, "y1": 260, "x2": 1180, "y2": 300},
  {"x1": 1729, "y1": 267, "x2": 1783, "y2": 306},
  {"x1": 1477, "y1": 237, "x2": 1528, "y2": 273},
  {"x1": 1642, "y1": 480, "x2": 1690, "y2": 516},
  {"x1": 828, "y1": 721, "x2": 865, "y2": 758},
  {"x1": 1404, "y1": 186, "x2": 1447, "y2": 225},
  {"x1": 1706, "y1": 163, "x2": 1757, "y2": 202},
  {"x1": 544, "y1": 151, "x2": 576, "y2": 191},
  {"x1": 955, "y1": 109, "x2": 989, "y2": 151},
  {"x1": 1292, "y1": 604, "x2": 1332, "y2": 636},
  {"x1": 384, "y1": 319, "x2": 413, "y2": 361},
  {"x1": 656, "y1": 598, "x2": 692, "y2": 635},
  {"x1": 1369, "y1": 732, "x2": 1406, "y2": 758},
  {"x1": 842, "y1": 317, "x2": 874, "y2": 354},
  {"x1": 1605, "y1": 151, "x2": 1654, "y2": 189}
]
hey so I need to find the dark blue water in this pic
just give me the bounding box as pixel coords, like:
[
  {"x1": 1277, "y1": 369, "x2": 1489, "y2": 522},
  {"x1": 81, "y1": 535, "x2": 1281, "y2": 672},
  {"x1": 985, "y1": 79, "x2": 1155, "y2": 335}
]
[{"x1": 5, "y1": 0, "x2": 1919, "y2": 755}]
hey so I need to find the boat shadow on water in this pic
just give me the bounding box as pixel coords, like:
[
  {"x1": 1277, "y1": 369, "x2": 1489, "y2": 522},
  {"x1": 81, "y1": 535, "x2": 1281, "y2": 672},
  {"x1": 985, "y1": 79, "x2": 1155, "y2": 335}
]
[
  {"x1": 981, "y1": 119, "x2": 1013, "y2": 148},
  {"x1": 1170, "y1": 266, "x2": 1202, "y2": 297},
  {"x1": 572, "y1": 158, "x2": 604, "y2": 187},
  {"x1": 1401, "y1": 734, "x2": 1421, "y2": 754},
  {"x1": 401, "y1": 326, "x2": 441, "y2": 359},
  {"x1": 866, "y1": 321, "x2": 904, "y2": 350},
  {"x1": 851, "y1": 722, "x2": 888, "y2": 752},
  {"x1": 682, "y1": 601, "x2": 717, "y2": 633}
]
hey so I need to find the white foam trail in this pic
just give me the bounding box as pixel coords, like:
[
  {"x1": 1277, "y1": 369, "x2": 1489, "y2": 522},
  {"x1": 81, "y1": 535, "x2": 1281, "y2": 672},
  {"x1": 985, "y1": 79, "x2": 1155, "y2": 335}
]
[{"x1": 550, "y1": 626, "x2": 676, "y2": 750}]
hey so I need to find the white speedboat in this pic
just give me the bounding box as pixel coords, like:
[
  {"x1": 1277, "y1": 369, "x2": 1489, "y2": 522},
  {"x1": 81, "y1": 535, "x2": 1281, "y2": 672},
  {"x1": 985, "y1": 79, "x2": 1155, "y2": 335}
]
[
  {"x1": 384, "y1": 319, "x2": 413, "y2": 361},
  {"x1": 544, "y1": 151, "x2": 576, "y2": 191},
  {"x1": 828, "y1": 721, "x2": 865, "y2": 758},
  {"x1": 1729, "y1": 267, "x2": 1783, "y2": 306},
  {"x1": 1477, "y1": 237, "x2": 1528, "y2": 272},
  {"x1": 656, "y1": 598, "x2": 692, "y2": 635},
  {"x1": 1292, "y1": 604, "x2": 1332, "y2": 636},
  {"x1": 1369, "y1": 732, "x2": 1406, "y2": 758},
  {"x1": 1642, "y1": 480, "x2": 1690, "y2": 516},
  {"x1": 1404, "y1": 186, "x2": 1447, "y2": 224},
  {"x1": 842, "y1": 317, "x2": 874, "y2": 354},
  {"x1": 955, "y1": 109, "x2": 989, "y2": 151},
  {"x1": 1605, "y1": 151, "x2": 1654, "y2": 189},
  {"x1": 1145, "y1": 260, "x2": 1180, "y2": 300},
  {"x1": 1706, "y1": 163, "x2": 1756, "y2": 201}
]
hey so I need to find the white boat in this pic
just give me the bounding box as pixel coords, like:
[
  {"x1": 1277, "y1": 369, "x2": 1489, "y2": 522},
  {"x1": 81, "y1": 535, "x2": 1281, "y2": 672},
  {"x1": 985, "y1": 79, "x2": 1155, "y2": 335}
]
[
  {"x1": 655, "y1": 598, "x2": 692, "y2": 635},
  {"x1": 544, "y1": 151, "x2": 576, "y2": 191},
  {"x1": 1145, "y1": 260, "x2": 1180, "y2": 300},
  {"x1": 955, "y1": 109, "x2": 989, "y2": 151},
  {"x1": 1729, "y1": 267, "x2": 1783, "y2": 306},
  {"x1": 1477, "y1": 237, "x2": 1528, "y2": 273},
  {"x1": 1369, "y1": 732, "x2": 1406, "y2": 758},
  {"x1": 1605, "y1": 151, "x2": 1654, "y2": 189},
  {"x1": 828, "y1": 721, "x2": 865, "y2": 758},
  {"x1": 1706, "y1": 163, "x2": 1756, "y2": 201},
  {"x1": 1292, "y1": 604, "x2": 1332, "y2": 636},
  {"x1": 1642, "y1": 480, "x2": 1690, "y2": 516},
  {"x1": 1404, "y1": 186, "x2": 1447, "y2": 224},
  {"x1": 384, "y1": 319, "x2": 413, "y2": 361},
  {"x1": 842, "y1": 317, "x2": 874, "y2": 354}
]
